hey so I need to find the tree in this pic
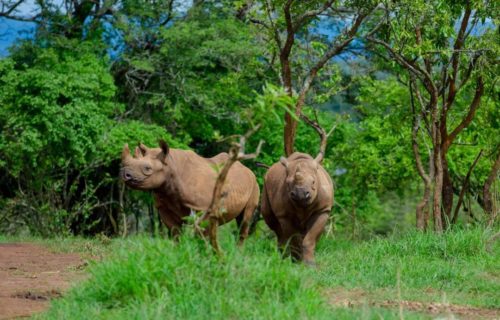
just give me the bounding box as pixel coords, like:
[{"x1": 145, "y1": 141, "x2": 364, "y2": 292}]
[
  {"x1": 248, "y1": 0, "x2": 380, "y2": 155},
  {"x1": 367, "y1": 0, "x2": 499, "y2": 231}
]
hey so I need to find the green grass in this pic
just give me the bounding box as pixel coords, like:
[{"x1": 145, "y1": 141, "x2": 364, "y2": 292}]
[
  {"x1": 22, "y1": 226, "x2": 499, "y2": 319},
  {"x1": 316, "y1": 227, "x2": 500, "y2": 308}
]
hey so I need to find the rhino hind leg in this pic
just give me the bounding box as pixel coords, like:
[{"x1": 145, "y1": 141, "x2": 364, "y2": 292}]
[
  {"x1": 236, "y1": 182, "x2": 260, "y2": 245},
  {"x1": 261, "y1": 186, "x2": 282, "y2": 237}
]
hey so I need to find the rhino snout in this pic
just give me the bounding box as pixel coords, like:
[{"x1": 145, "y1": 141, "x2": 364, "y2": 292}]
[
  {"x1": 290, "y1": 188, "x2": 311, "y2": 203},
  {"x1": 122, "y1": 171, "x2": 132, "y2": 181},
  {"x1": 121, "y1": 168, "x2": 138, "y2": 183}
]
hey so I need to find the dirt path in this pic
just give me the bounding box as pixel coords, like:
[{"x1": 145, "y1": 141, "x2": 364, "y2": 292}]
[
  {"x1": 326, "y1": 287, "x2": 500, "y2": 319},
  {"x1": 0, "y1": 243, "x2": 86, "y2": 319}
]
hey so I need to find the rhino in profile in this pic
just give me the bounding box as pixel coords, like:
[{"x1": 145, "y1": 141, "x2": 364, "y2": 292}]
[
  {"x1": 261, "y1": 144, "x2": 333, "y2": 265},
  {"x1": 120, "y1": 140, "x2": 260, "y2": 242}
]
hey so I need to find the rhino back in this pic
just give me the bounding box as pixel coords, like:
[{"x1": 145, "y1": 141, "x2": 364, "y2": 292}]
[
  {"x1": 166, "y1": 149, "x2": 256, "y2": 215},
  {"x1": 317, "y1": 166, "x2": 334, "y2": 210},
  {"x1": 263, "y1": 163, "x2": 288, "y2": 212}
]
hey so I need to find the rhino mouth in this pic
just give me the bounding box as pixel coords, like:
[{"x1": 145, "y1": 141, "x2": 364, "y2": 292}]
[{"x1": 292, "y1": 198, "x2": 313, "y2": 208}]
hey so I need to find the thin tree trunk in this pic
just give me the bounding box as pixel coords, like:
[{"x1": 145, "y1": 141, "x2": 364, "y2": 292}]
[
  {"x1": 410, "y1": 81, "x2": 431, "y2": 230},
  {"x1": 351, "y1": 194, "x2": 357, "y2": 238},
  {"x1": 452, "y1": 150, "x2": 483, "y2": 224},
  {"x1": 148, "y1": 202, "x2": 155, "y2": 237},
  {"x1": 433, "y1": 146, "x2": 444, "y2": 232},
  {"x1": 119, "y1": 182, "x2": 127, "y2": 238},
  {"x1": 484, "y1": 152, "x2": 500, "y2": 215},
  {"x1": 441, "y1": 155, "x2": 454, "y2": 224},
  {"x1": 487, "y1": 180, "x2": 498, "y2": 227},
  {"x1": 282, "y1": 56, "x2": 295, "y2": 156},
  {"x1": 107, "y1": 183, "x2": 118, "y2": 235}
]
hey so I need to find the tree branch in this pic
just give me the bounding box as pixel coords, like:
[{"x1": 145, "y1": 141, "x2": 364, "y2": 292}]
[
  {"x1": 367, "y1": 36, "x2": 437, "y2": 94},
  {"x1": 446, "y1": 76, "x2": 484, "y2": 148},
  {"x1": 293, "y1": 0, "x2": 335, "y2": 32},
  {"x1": 299, "y1": 111, "x2": 337, "y2": 164}
]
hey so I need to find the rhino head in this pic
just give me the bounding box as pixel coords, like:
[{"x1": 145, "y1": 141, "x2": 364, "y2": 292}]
[
  {"x1": 120, "y1": 140, "x2": 170, "y2": 190},
  {"x1": 279, "y1": 155, "x2": 320, "y2": 207}
]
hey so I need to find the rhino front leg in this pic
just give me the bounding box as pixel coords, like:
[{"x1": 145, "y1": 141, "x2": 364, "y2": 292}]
[
  {"x1": 302, "y1": 212, "x2": 329, "y2": 266},
  {"x1": 158, "y1": 209, "x2": 183, "y2": 238},
  {"x1": 277, "y1": 218, "x2": 303, "y2": 261}
]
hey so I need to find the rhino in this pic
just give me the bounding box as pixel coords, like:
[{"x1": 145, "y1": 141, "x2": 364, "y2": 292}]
[
  {"x1": 261, "y1": 151, "x2": 333, "y2": 265},
  {"x1": 120, "y1": 140, "x2": 260, "y2": 242}
]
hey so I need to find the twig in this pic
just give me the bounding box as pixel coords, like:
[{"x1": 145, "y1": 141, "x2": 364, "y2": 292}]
[
  {"x1": 299, "y1": 111, "x2": 337, "y2": 163},
  {"x1": 194, "y1": 125, "x2": 264, "y2": 254}
]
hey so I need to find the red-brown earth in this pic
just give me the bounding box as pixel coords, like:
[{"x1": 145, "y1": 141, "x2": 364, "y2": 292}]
[{"x1": 0, "y1": 243, "x2": 86, "y2": 319}]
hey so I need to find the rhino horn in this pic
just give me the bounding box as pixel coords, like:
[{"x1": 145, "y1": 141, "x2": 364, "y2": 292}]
[
  {"x1": 134, "y1": 146, "x2": 141, "y2": 158},
  {"x1": 122, "y1": 144, "x2": 131, "y2": 161}
]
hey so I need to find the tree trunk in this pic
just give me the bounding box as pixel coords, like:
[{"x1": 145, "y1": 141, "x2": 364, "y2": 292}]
[
  {"x1": 441, "y1": 155, "x2": 454, "y2": 225},
  {"x1": 432, "y1": 146, "x2": 444, "y2": 232},
  {"x1": 119, "y1": 182, "x2": 127, "y2": 237},
  {"x1": 284, "y1": 113, "x2": 297, "y2": 156},
  {"x1": 484, "y1": 152, "x2": 500, "y2": 215},
  {"x1": 282, "y1": 58, "x2": 296, "y2": 156},
  {"x1": 351, "y1": 194, "x2": 357, "y2": 239},
  {"x1": 452, "y1": 150, "x2": 483, "y2": 224},
  {"x1": 411, "y1": 129, "x2": 431, "y2": 231}
]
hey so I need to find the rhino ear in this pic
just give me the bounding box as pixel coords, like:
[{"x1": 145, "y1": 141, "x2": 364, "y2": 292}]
[
  {"x1": 138, "y1": 142, "x2": 148, "y2": 156},
  {"x1": 279, "y1": 156, "x2": 288, "y2": 168},
  {"x1": 158, "y1": 139, "x2": 170, "y2": 163}
]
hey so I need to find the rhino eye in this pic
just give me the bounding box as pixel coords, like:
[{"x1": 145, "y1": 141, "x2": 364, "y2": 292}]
[{"x1": 142, "y1": 165, "x2": 153, "y2": 175}]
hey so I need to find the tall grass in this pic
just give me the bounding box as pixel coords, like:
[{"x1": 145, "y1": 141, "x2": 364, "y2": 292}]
[{"x1": 38, "y1": 225, "x2": 498, "y2": 319}]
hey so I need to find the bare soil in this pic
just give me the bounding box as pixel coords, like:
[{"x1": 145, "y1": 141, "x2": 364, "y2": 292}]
[
  {"x1": 0, "y1": 243, "x2": 86, "y2": 319},
  {"x1": 325, "y1": 287, "x2": 500, "y2": 319}
]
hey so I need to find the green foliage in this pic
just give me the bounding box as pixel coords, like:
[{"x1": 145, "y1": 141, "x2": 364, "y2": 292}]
[
  {"x1": 329, "y1": 77, "x2": 417, "y2": 234},
  {"x1": 116, "y1": 10, "x2": 274, "y2": 151},
  {"x1": 0, "y1": 45, "x2": 119, "y2": 175},
  {"x1": 0, "y1": 40, "x2": 187, "y2": 236},
  {"x1": 98, "y1": 120, "x2": 190, "y2": 165}
]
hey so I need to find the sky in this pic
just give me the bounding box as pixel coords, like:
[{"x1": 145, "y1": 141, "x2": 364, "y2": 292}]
[
  {"x1": 0, "y1": 18, "x2": 35, "y2": 56},
  {"x1": 0, "y1": 0, "x2": 194, "y2": 56}
]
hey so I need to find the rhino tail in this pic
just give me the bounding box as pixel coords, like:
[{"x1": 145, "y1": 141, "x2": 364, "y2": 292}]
[{"x1": 248, "y1": 204, "x2": 261, "y2": 235}]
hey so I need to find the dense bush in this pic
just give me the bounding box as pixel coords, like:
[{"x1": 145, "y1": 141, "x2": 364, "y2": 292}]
[{"x1": 0, "y1": 41, "x2": 187, "y2": 236}]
